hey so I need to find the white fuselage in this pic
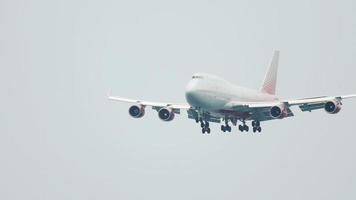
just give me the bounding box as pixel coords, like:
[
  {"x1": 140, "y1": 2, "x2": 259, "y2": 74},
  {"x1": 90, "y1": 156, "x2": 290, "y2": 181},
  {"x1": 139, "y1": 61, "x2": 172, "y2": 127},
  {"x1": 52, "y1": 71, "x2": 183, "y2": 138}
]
[{"x1": 185, "y1": 73, "x2": 278, "y2": 111}]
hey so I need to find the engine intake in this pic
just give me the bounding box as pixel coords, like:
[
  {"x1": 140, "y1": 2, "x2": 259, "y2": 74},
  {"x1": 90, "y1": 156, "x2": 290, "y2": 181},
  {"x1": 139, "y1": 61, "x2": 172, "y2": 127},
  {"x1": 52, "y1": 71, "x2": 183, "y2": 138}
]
[
  {"x1": 270, "y1": 105, "x2": 287, "y2": 119},
  {"x1": 324, "y1": 100, "x2": 341, "y2": 114},
  {"x1": 158, "y1": 107, "x2": 175, "y2": 121},
  {"x1": 128, "y1": 105, "x2": 145, "y2": 118}
]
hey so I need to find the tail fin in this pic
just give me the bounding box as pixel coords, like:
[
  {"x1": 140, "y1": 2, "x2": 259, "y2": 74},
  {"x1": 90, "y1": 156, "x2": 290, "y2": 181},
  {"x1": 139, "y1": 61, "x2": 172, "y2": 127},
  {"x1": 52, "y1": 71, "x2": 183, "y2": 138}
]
[{"x1": 260, "y1": 50, "x2": 280, "y2": 95}]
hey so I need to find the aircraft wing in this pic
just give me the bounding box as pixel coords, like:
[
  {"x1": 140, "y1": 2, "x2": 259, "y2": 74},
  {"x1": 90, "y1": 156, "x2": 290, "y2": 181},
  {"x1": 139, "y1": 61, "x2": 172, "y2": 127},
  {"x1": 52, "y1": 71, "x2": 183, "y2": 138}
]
[
  {"x1": 286, "y1": 94, "x2": 356, "y2": 105},
  {"x1": 230, "y1": 94, "x2": 356, "y2": 111},
  {"x1": 108, "y1": 94, "x2": 190, "y2": 114},
  {"x1": 284, "y1": 94, "x2": 356, "y2": 112}
]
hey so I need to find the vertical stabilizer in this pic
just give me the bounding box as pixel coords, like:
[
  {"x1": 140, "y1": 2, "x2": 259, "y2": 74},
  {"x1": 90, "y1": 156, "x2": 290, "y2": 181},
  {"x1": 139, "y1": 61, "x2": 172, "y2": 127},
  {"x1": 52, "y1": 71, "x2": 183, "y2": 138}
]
[{"x1": 260, "y1": 50, "x2": 280, "y2": 95}]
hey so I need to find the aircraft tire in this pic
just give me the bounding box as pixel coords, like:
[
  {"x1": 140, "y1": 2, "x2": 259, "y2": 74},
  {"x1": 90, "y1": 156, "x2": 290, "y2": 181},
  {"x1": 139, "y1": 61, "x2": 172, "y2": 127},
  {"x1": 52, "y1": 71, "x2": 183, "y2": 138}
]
[{"x1": 221, "y1": 125, "x2": 226, "y2": 132}]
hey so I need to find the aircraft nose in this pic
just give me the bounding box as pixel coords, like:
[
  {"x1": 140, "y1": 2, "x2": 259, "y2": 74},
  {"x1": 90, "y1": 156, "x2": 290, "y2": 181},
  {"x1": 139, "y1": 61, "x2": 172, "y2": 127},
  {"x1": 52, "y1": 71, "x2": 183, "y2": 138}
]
[
  {"x1": 185, "y1": 80, "x2": 200, "y2": 106},
  {"x1": 185, "y1": 90, "x2": 196, "y2": 106}
]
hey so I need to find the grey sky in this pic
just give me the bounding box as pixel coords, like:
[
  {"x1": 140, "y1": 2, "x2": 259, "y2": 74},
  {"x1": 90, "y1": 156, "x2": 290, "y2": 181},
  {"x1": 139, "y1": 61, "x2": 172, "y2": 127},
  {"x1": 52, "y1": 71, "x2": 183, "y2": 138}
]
[{"x1": 1, "y1": 0, "x2": 356, "y2": 199}]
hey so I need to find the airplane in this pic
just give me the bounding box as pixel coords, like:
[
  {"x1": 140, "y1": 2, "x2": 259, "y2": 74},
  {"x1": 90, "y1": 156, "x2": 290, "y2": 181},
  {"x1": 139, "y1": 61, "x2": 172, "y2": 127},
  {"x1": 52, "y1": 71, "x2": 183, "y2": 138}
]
[{"x1": 108, "y1": 51, "x2": 356, "y2": 134}]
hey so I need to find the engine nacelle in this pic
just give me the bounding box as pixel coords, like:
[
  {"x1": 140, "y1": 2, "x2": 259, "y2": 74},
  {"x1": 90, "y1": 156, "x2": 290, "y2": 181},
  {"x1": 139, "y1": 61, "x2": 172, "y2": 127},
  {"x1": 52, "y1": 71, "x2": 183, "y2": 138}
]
[
  {"x1": 128, "y1": 105, "x2": 145, "y2": 118},
  {"x1": 158, "y1": 107, "x2": 175, "y2": 121},
  {"x1": 324, "y1": 100, "x2": 342, "y2": 114},
  {"x1": 270, "y1": 104, "x2": 287, "y2": 119}
]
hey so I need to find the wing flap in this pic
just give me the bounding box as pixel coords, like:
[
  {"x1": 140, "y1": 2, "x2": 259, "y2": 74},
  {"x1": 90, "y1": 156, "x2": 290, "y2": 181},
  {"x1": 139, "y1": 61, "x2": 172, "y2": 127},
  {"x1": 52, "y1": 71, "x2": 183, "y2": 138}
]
[
  {"x1": 298, "y1": 103, "x2": 325, "y2": 112},
  {"x1": 187, "y1": 109, "x2": 221, "y2": 123}
]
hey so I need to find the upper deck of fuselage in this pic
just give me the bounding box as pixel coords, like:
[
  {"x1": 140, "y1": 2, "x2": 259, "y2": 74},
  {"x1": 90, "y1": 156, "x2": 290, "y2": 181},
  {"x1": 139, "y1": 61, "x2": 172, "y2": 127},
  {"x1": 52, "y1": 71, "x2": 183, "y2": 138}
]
[
  {"x1": 186, "y1": 72, "x2": 278, "y2": 104},
  {"x1": 191, "y1": 73, "x2": 227, "y2": 82}
]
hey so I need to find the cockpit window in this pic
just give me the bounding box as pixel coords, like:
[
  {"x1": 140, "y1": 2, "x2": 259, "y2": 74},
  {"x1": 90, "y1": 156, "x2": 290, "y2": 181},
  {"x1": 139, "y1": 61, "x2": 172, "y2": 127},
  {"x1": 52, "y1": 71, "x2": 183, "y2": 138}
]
[{"x1": 192, "y1": 75, "x2": 204, "y2": 79}]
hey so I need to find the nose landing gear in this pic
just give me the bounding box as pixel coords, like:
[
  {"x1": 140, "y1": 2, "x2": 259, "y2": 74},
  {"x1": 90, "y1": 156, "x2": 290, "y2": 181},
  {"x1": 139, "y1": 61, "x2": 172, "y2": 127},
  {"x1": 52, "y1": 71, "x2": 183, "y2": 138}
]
[{"x1": 200, "y1": 120, "x2": 211, "y2": 134}]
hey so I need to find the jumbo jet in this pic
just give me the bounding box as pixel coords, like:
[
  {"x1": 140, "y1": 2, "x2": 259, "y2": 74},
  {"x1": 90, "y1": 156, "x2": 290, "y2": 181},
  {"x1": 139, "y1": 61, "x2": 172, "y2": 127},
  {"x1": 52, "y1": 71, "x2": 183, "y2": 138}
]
[{"x1": 108, "y1": 51, "x2": 356, "y2": 134}]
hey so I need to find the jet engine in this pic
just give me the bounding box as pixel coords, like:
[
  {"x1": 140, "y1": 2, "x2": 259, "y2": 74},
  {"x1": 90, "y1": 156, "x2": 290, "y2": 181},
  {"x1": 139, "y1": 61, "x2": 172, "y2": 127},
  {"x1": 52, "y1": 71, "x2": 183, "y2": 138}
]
[
  {"x1": 270, "y1": 104, "x2": 287, "y2": 119},
  {"x1": 128, "y1": 105, "x2": 145, "y2": 118},
  {"x1": 324, "y1": 100, "x2": 342, "y2": 114},
  {"x1": 158, "y1": 107, "x2": 175, "y2": 121}
]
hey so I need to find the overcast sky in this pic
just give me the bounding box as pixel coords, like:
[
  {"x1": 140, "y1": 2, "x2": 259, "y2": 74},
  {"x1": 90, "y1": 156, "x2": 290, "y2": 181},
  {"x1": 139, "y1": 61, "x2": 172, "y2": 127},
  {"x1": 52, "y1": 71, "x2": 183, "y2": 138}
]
[{"x1": 1, "y1": 0, "x2": 356, "y2": 199}]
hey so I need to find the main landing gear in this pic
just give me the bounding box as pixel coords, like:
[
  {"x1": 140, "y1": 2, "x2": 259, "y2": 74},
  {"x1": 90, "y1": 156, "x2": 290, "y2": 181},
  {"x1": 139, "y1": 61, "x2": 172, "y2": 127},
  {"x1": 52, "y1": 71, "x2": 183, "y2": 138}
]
[
  {"x1": 238, "y1": 120, "x2": 249, "y2": 132},
  {"x1": 196, "y1": 116, "x2": 262, "y2": 134},
  {"x1": 252, "y1": 121, "x2": 262, "y2": 133},
  {"x1": 221, "y1": 120, "x2": 232, "y2": 133}
]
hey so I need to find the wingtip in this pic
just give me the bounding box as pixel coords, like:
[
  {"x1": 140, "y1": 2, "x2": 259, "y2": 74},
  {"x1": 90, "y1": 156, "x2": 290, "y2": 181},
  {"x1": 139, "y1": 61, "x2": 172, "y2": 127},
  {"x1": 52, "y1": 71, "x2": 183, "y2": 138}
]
[{"x1": 341, "y1": 94, "x2": 356, "y2": 99}]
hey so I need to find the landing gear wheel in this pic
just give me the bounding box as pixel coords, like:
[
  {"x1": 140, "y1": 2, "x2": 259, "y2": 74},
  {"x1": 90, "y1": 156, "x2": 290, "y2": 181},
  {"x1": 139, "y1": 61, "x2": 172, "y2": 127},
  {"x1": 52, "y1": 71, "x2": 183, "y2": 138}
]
[
  {"x1": 244, "y1": 125, "x2": 249, "y2": 132},
  {"x1": 200, "y1": 123, "x2": 205, "y2": 128},
  {"x1": 257, "y1": 127, "x2": 262, "y2": 133},
  {"x1": 227, "y1": 126, "x2": 232, "y2": 132},
  {"x1": 202, "y1": 128, "x2": 206, "y2": 134},
  {"x1": 221, "y1": 125, "x2": 226, "y2": 132},
  {"x1": 238, "y1": 125, "x2": 244, "y2": 132},
  {"x1": 252, "y1": 121, "x2": 261, "y2": 133},
  {"x1": 202, "y1": 127, "x2": 210, "y2": 134}
]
